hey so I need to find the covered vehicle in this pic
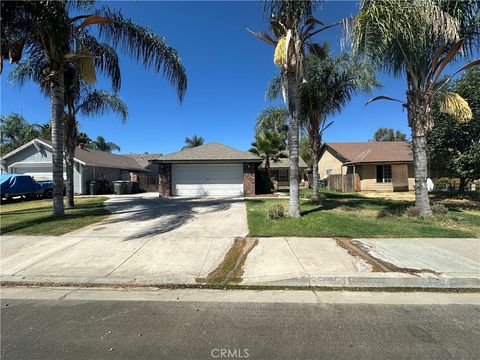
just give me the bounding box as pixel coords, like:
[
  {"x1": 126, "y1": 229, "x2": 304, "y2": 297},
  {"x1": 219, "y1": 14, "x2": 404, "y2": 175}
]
[{"x1": 0, "y1": 174, "x2": 54, "y2": 200}]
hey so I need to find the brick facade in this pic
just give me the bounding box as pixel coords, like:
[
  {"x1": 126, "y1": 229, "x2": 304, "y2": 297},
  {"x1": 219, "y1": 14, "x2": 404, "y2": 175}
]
[
  {"x1": 243, "y1": 162, "x2": 256, "y2": 196},
  {"x1": 158, "y1": 163, "x2": 172, "y2": 197}
]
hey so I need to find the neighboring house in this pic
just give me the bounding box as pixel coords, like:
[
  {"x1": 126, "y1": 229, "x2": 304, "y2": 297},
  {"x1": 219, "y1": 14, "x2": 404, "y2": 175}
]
[
  {"x1": 258, "y1": 151, "x2": 308, "y2": 188},
  {"x1": 318, "y1": 141, "x2": 414, "y2": 192},
  {"x1": 124, "y1": 153, "x2": 162, "y2": 192},
  {"x1": 150, "y1": 142, "x2": 262, "y2": 196},
  {"x1": 1, "y1": 138, "x2": 147, "y2": 194}
]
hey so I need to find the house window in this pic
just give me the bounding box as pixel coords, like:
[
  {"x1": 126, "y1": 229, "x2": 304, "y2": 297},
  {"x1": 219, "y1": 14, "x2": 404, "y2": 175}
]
[
  {"x1": 326, "y1": 169, "x2": 333, "y2": 176},
  {"x1": 376, "y1": 165, "x2": 392, "y2": 183},
  {"x1": 278, "y1": 169, "x2": 288, "y2": 181}
]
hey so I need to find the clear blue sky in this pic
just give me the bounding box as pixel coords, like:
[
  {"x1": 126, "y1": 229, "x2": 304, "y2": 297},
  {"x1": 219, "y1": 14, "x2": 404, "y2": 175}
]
[{"x1": 1, "y1": 1, "x2": 474, "y2": 154}]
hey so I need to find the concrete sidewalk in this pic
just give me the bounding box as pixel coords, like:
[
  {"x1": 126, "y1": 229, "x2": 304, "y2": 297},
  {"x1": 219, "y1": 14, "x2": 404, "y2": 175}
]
[
  {"x1": 242, "y1": 237, "x2": 480, "y2": 288},
  {"x1": 1, "y1": 234, "x2": 479, "y2": 289}
]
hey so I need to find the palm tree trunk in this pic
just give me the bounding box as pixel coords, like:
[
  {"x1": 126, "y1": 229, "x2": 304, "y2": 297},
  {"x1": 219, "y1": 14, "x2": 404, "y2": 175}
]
[
  {"x1": 64, "y1": 115, "x2": 75, "y2": 208},
  {"x1": 287, "y1": 74, "x2": 300, "y2": 218},
  {"x1": 407, "y1": 90, "x2": 432, "y2": 216},
  {"x1": 50, "y1": 70, "x2": 65, "y2": 218}
]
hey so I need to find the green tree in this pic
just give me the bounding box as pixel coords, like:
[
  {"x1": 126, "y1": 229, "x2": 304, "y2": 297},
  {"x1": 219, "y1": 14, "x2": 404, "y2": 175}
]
[
  {"x1": 372, "y1": 128, "x2": 408, "y2": 142},
  {"x1": 428, "y1": 67, "x2": 480, "y2": 193},
  {"x1": 2, "y1": 1, "x2": 187, "y2": 217},
  {"x1": 250, "y1": 0, "x2": 338, "y2": 217},
  {"x1": 299, "y1": 52, "x2": 379, "y2": 199},
  {"x1": 89, "y1": 136, "x2": 121, "y2": 153},
  {"x1": 352, "y1": 0, "x2": 479, "y2": 215},
  {"x1": 0, "y1": 113, "x2": 41, "y2": 155},
  {"x1": 250, "y1": 131, "x2": 287, "y2": 175},
  {"x1": 299, "y1": 135, "x2": 312, "y2": 168},
  {"x1": 255, "y1": 107, "x2": 289, "y2": 140},
  {"x1": 183, "y1": 135, "x2": 204, "y2": 149}
]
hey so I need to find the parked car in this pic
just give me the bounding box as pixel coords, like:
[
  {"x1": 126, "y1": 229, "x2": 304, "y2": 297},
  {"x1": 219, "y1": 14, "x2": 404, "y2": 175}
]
[{"x1": 0, "y1": 174, "x2": 54, "y2": 201}]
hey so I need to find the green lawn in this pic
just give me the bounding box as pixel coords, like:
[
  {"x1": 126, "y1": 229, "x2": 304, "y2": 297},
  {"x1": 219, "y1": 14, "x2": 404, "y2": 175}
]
[
  {"x1": 247, "y1": 190, "x2": 480, "y2": 238},
  {"x1": 0, "y1": 197, "x2": 109, "y2": 236}
]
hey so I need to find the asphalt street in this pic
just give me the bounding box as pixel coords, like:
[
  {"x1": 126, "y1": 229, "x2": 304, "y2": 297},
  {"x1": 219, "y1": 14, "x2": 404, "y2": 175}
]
[{"x1": 1, "y1": 296, "x2": 479, "y2": 359}]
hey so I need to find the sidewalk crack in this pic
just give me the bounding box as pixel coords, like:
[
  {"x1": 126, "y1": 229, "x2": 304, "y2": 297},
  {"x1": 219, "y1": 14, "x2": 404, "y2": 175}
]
[{"x1": 284, "y1": 237, "x2": 311, "y2": 286}]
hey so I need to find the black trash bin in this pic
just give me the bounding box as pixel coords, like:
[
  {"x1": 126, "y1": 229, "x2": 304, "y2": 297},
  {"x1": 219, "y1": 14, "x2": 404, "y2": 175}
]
[{"x1": 89, "y1": 181, "x2": 99, "y2": 195}]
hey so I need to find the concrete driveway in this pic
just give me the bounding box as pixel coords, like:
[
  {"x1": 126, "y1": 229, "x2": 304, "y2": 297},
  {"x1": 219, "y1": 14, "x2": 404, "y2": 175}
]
[{"x1": 1, "y1": 193, "x2": 247, "y2": 285}]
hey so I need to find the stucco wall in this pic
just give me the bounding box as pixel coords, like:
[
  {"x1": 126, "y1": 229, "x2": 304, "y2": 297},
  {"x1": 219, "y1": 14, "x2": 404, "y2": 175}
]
[
  {"x1": 318, "y1": 149, "x2": 344, "y2": 178},
  {"x1": 358, "y1": 163, "x2": 414, "y2": 191}
]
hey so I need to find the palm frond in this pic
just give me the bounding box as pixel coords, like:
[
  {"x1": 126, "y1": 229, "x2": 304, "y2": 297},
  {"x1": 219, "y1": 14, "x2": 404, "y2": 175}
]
[
  {"x1": 76, "y1": 32, "x2": 121, "y2": 92},
  {"x1": 77, "y1": 89, "x2": 128, "y2": 123},
  {"x1": 97, "y1": 7, "x2": 187, "y2": 102},
  {"x1": 265, "y1": 72, "x2": 284, "y2": 101},
  {"x1": 256, "y1": 106, "x2": 289, "y2": 136}
]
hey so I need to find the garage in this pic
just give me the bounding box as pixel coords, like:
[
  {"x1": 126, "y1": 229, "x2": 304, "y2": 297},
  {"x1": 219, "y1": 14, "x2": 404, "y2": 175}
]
[
  {"x1": 151, "y1": 142, "x2": 262, "y2": 197},
  {"x1": 172, "y1": 164, "x2": 243, "y2": 196}
]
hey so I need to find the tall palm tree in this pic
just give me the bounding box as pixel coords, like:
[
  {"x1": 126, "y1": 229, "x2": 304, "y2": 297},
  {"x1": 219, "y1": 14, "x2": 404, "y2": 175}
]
[
  {"x1": 2, "y1": 1, "x2": 187, "y2": 217},
  {"x1": 90, "y1": 136, "x2": 121, "y2": 152},
  {"x1": 183, "y1": 135, "x2": 204, "y2": 149},
  {"x1": 249, "y1": 0, "x2": 339, "y2": 217},
  {"x1": 250, "y1": 131, "x2": 287, "y2": 175},
  {"x1": 299, "y1": 53, "x2": 379, "y2": 199},
  {"x1": 63, "y1": 90, "x2": 127, "y2": 208},
  {"x1": 351, "y1": 0, "x2": 479, "y2": 215}
]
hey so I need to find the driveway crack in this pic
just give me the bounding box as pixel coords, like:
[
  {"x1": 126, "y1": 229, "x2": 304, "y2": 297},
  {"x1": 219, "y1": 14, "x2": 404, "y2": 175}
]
[{"x1": 284, "y1": 237, "x2": 311, "y2": 284}]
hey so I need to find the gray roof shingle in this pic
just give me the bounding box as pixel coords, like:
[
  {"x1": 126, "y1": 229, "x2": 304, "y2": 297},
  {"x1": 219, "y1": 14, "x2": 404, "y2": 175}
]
[
  {"x1": 259, "y1": 151, "x2": 308, "y2": 169},
  {"x1": 151, "y1": 142, "x2": 262, "y2": 162}
]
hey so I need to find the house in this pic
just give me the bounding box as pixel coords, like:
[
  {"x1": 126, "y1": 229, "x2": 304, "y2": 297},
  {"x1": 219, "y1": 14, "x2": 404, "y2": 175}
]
[
  {"x1": 124, "y1": 153, "x2": 163, "y2": 192},
  {"x1": 318, "y1": 141, "x2": 414, "y2": 192},
  {"x1": 1, "y1": 138, "x2": 147, "y2": 194},
  {"x1": 258, "y1": 151, "x2": 308, "y2": 188},
  {"x1": 150, "y1": 142, "x2": 262, "y2": 196}
]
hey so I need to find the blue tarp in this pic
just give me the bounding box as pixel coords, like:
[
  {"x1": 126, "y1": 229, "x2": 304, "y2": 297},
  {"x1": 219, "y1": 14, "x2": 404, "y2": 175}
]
[{"x1": 0, "y1": 174, "x2": 53, "y2": 196}]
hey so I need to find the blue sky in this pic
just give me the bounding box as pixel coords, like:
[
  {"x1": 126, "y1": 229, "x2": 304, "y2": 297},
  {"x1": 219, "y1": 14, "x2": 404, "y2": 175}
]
[{"x1": 1, "y1": 1, "x2": 474, "y2": 154}]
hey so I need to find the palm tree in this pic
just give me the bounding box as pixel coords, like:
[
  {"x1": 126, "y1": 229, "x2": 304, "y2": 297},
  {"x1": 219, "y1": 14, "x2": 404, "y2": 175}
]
[
  {"x1": 2, "y1": 1, "x2": 187, "y2": 217},
  {"x1": 90, "y1": 136, "x2": 121, "y2": 152},
  {"x1": 255, "y1": 107, "x2": 289, "y2": 140},
  {"x1": 250, "y1": 131, "x2": 287, "y2": 175},
  {"x1": 299, "y1": 53, "x2": 379, "y2": 199},
  {"x1": 351, "y1": 0, "x2": 479, "y2": 215},
  {"x1": 183, "y1": 135, "x2": 204, "y2": 149},
  {"x1": 249, "y1": 0, "x2": 339, "y2": 217},
  {"x1": 64, "y1": 90, "x2": 127, "y2": 207}
]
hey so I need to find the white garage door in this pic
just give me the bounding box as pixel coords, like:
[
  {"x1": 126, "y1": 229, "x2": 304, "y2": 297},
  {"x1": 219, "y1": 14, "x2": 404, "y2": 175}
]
[
  {"x1": 172, "y1": 164, "x2": 243, "y2": 196},
  {"x1": 11, "y1": 164, "x2": 66, "y2": 181}
]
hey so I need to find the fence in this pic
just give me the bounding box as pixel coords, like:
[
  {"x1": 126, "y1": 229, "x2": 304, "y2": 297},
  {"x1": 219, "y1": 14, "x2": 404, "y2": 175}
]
[
  {"x1": 327, "y1": 174, "x2": 360, "y2": 192},
  {"x1": 137, "y1": 174, "x2": 159, "y2": 192}
]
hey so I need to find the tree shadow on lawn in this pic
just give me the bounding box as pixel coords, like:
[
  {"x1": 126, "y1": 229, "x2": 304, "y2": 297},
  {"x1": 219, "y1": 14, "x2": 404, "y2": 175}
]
[{"x1": 101, "y1": 196, "x2": 244, "y2": 241}]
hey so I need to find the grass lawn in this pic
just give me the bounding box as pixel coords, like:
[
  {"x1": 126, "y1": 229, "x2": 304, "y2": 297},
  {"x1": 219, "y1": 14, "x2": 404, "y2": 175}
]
[
  {"x1": 0, "y1": 197, "x2": 109, "y2": 236},
  {"x1": 247, "y1": 190, "x2": 480, "y2": 238}
]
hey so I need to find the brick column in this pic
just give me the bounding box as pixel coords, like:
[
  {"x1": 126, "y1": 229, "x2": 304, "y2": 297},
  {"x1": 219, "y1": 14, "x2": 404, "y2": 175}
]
[
  {"x1": 159, "y1": 163, "x2": 172, "y2": 197},
  {"x1": 243, "y1": 162, "x2": 256, "y2": 196}
]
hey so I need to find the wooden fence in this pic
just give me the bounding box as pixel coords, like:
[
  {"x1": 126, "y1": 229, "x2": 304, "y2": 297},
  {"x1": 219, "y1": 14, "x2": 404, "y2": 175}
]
[
  {"x1": 327, "y1": 174, "x2": 360, "y2": 192},
  {"x1": 137, "y1": 174, "x2": 159, "y2": 192}
]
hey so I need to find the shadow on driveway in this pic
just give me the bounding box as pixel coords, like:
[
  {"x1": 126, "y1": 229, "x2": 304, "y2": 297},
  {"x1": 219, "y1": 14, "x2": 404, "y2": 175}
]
[{"x1": 99, "y1": 196, "x2": 244, "y2": 241}]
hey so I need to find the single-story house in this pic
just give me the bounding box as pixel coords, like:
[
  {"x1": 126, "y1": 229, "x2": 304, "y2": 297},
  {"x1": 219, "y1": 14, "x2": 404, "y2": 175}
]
[
  {"x1": 124, "y1": 153, "x2": 163, "y2": 192},
  {"x1": 1, "y1": 138, "x2": 147, "y2": 194},
  {"x1": 259, "y1": 151, "x2": 308, "y2": 188},
  {"x1": 318, "y1": 141, "x2": 414, "y2": 192},
  {"x1": 150, "y1": 142, "x2": 262, "y2": 196}
]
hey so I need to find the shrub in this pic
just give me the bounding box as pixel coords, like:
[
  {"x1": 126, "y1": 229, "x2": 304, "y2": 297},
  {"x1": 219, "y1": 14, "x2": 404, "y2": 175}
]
[
  {"x1": 255, "y1": 171, "x2": 275, "y2": 194},
  {"x1": 267, "y1": 204, "x2": 286, "y2": 220},
  {"x1": 377, "y1": 206, "x2": 405, "y2": 218},
  {"x1": 308, "y1": 193, "x2": 326, "y2": 205},
  {"x1": 406, "y1": 206, "x2": 421, "y2": 218},
  {"x1": 431, "y1": 203, "x2": 448, "y2": 215}
]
